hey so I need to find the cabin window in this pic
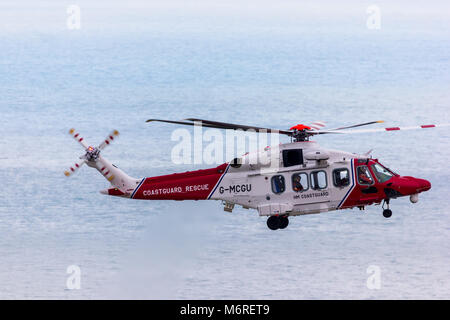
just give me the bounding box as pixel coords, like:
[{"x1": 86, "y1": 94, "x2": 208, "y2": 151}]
[
  {"x1": 371, "y1": 163, "x2": 393, "y2": 183},
  {"x1": 271, "y1": 175, "x2": 286, "y2": 194},
  {"x1": 292, "y1": 173, "x2": 308, "y2": 192},
  {"x1": 230, "y1": 157, "x2": 242, "y2": 168},
  {"x1": 357, "y1": 165, "x2": 374, "y2": 185},
  {"x1": 333, "y1": 168, "x2": 350, "y2": 187},
  {"x1": 282, "y1": 149, "x2": 303, "y2": 167},
  {"x1": 310, "y1": 171, "x2": 327, "y2": 190}
]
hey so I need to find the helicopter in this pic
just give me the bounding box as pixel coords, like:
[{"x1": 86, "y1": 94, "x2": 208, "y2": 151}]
[{"x1": 65, "y1": 119, "x2": 448, "y2": 230}]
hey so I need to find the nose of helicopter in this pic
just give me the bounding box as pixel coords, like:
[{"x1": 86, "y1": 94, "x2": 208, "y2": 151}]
[
  {"x1": 415, "y1": 178, "x2": 431, "y2": 192},
  {"x1": 390, "y1": 176, "x2": 431, "y2": 196}
]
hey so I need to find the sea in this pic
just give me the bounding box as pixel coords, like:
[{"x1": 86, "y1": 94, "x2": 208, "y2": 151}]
[{"x1": 0, "y1": 0, "x2": 449, "y2": 299}]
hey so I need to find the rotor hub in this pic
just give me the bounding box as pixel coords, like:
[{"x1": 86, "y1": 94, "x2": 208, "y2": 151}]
[
  {"x1": 292, "y1": 130, "x2": 311, "y2": 142},
  {"x1": 85, "y1": 146, "x2": 100, "y2": 162}
]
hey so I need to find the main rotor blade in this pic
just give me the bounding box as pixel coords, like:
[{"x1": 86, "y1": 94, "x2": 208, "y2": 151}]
[
  {"x1": 146, "y1": 119, "x2": 241, "y2": 130},
  {"x1": 329, "y1": 120, "x2": 385, "y2": 131},
  {"x1": 184, "y1": 118, "x2": 292, "y2": 134},
  {"x1": 308, "y1": 121, "x2": 326, "y2": 131},
  {"x1": 147, "y1": 118, "x2": 292, "y2": 135},
  {"x1": 147, "y1": 119, "x2": 219, "y2": 128},
  {"x1": 308, "y1": 123, "x2": 450, "y2": 135}
]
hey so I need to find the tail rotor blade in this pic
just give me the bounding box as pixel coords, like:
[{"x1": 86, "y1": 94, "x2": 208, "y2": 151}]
[
  {"x1": 98, "y1": 130, "x2": 120, "y2": 150},
  {"x1": 64, "y1": 159, "x2": 86, "y2": 177},
  {"x1": 69, "y1": 128, "x2": 89, "y2": 149}
]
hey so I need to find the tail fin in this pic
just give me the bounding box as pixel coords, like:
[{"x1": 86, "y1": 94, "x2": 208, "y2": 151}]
[{"x1": 65, "y1": 128, "x2": 140, "y2": 197}]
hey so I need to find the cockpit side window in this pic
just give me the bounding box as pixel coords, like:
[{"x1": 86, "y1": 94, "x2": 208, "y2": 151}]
[
  {"x1": 357, "y1": 165, "x2": 374, "y2": 185},
  {"x1": 371, "y1": 163, "x2": 394, "y2": 183}
]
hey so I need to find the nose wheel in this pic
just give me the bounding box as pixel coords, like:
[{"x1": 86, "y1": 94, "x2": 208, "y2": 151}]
[
  {"x1": 382, "y1": 199, "x2": 392, "y2": 218},
  {"x1": 267, "y1": 215, "x2": 289, "y2": 230}
]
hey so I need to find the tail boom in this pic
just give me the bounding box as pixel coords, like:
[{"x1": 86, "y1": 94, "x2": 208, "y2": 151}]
[
  {"x1": 131, "y1": 163, "x2": 229, "y2": 200},
  {"x1": 92, "y1": 155, "x2": 141, "y2": 197}
]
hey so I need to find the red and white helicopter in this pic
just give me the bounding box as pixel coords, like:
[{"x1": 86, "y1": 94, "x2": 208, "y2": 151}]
[{"x1": 65, "y1": 119, "x2": 447, "y2": 230}]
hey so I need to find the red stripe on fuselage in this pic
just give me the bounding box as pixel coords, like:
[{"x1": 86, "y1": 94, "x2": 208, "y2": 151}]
[
  {"x1": 385, "y1": 127, "x2": 400, "y2": 131},
  {"x1": 421, "y1": 125, "x2": 435, "y2": 128},
  {"x1": 133, "y1": 163, "x2": 229, "y2": 200}
]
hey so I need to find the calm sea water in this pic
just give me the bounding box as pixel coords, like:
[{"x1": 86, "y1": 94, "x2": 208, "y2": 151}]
[{"x1": 1, "y1": 1, "x2": 450, "y2": 299}]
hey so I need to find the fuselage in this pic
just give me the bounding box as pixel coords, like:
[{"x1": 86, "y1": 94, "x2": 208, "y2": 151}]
[{"x1": 119, "y1": 141, "x2": 430, "y2": 217}]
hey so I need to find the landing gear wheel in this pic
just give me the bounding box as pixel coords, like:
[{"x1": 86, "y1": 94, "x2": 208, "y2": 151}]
[
  {"x1": 279, "y1": 216, "x2": 289, "y2": 229},
  {"x1": 267, "y1": 216, "x2": 280, "y2": 230},
  {"x1": 383, "y1": 209, "x2": 392, "y2": 218}
]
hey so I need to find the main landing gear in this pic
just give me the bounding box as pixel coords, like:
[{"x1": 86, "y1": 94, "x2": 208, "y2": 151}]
[
  {"x1": 382, "y1": 199, "x2": 392, "y2": 218},
  {"x1": 267, "y1": 215, "x2": 289, "y2": 230}
]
